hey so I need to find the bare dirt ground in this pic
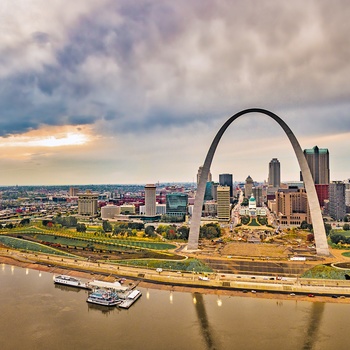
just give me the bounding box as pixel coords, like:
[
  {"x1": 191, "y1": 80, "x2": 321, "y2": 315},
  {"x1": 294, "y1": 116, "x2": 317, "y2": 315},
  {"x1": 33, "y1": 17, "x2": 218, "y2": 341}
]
[{"x1": 221, "y1": 242, "x2": 289, "y2": 258}]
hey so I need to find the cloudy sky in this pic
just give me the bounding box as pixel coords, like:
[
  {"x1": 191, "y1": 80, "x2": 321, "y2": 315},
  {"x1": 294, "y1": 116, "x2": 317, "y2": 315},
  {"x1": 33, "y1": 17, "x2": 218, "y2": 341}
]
[{"x1": 0, "y1": 0, "x2": 349, "y2": 185}]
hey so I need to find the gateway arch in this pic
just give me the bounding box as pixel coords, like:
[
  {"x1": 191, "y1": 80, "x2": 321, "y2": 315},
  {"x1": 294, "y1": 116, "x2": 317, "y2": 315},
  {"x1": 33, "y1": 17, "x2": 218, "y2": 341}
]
[{"x1": 188, "y1": 108, "x2": 330, "y2": 256}]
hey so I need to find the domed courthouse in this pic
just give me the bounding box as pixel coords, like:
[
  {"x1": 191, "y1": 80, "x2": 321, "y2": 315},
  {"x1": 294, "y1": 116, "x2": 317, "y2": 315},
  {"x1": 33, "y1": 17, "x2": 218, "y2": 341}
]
[{"x1": 240, "y1": 194, "x2": 267, "y2": 217}]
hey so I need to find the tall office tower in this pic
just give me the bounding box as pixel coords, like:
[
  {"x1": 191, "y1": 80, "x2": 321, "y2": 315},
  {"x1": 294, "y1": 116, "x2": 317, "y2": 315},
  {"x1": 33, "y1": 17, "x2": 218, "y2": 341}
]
[
  {"x1": 219, "y1": 173, "x2": 233, "y2": 197},
  {"x1": 275, "y1": 187, "x2": 310, "y2": 226},
  {"x1": 345, "y1": 180, "x2": 350, "y2": 207},
  {"x1": 144, "y1": 184, "x2": 157, "y2": 216},
  {"x1": 204, "y1": 182, "x2": 214, "y2": 201},
  {"x1": 329, "y1": 182, "x2": 346, "y2": 221},
  {"x1": 211, "y1": 183, "x2": 219, "y2": 201},
  {"x1": 303, "y1": 146, "x2": 330, "y2": 184},
  {"x1": 217, "y1": 186, "x2": 231, "y2": 221},
  {"x1": 69, "y1": 187, "x2": 79, "y2": 197},
  {"x1": 197, "y1": 166, "x2": 212, "y2": 185},
  {"x1": 78, "y1": 190, "x2": 98, "y2": 216},
  {"x1": 268, "y1": 158, "x2": 281, "y2": 187},
  {"x1": 252, "y1": 187, "x2": 263, "y2": 207},
  {"x1": 245, "y1": 175, "x2": 254, "y2": 198}
]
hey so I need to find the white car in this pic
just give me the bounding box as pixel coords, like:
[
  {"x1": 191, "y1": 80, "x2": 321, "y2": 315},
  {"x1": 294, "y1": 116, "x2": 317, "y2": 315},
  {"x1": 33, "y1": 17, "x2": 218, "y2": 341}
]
[{"x1": 199, "y1": 276, "x2": 209, "y2": 281}]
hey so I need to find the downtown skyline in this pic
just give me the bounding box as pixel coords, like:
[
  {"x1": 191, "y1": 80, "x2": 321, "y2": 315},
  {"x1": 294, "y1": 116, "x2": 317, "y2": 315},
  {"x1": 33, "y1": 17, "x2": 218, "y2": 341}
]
[{"x1": 1, "y1": 0, "x2": 350, "y2": 185}]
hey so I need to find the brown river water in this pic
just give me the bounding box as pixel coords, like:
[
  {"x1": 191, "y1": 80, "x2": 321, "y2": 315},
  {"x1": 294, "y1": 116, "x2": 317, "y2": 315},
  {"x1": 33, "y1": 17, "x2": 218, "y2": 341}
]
[{"x1": 0, "y1": 263, "x2": 349, "y2": 350}]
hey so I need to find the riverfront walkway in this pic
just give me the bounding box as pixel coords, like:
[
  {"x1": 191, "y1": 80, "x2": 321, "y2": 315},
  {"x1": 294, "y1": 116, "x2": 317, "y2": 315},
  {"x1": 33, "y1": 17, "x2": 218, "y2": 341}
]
[{"x1": 2, "y1": 247, "x2": 350, "y2": 300}]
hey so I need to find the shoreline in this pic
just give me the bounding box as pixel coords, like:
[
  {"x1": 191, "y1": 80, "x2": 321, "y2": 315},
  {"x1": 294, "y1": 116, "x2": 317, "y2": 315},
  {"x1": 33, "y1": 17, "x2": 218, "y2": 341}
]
[{"x1": 2, "y1": 253, "x2": 350, "y2": 304}]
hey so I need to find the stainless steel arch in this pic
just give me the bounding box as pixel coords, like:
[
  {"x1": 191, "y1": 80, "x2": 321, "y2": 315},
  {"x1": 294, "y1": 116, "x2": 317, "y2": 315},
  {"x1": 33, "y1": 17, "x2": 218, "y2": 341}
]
[{"x1": 188, "y1": 108, "x2": 330, "y2": 256}]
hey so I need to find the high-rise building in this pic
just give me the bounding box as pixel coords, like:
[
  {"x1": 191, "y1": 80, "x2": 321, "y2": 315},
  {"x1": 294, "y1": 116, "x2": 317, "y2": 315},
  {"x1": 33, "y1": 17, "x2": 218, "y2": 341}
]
[
  {"x1": 217, "y1": 186, "x2": 230, "y2": 221},
  {"x1": 144, "y1": 184, "x2": 157, "y2": 216},
  {"x1": 197, "y1": 166, "x2": 212, "y2": 185},
  {"x1": 329, "y1": 182, "x2": 346, "y2": 221},
  {"x1": 204, "y1": 182, "x2": 214, "y2": 201},
  {"x1": 252, "y1": 187, "x2": 263, "y2": 207},
  {"x1": 166, "y1": 193, "x2": 188, "y2": 218},
  {"x1": 275, "y1": 187, "x2": 309, "y2": 226},
  {"x1": 303, "y1": 146, "x2": 330, "y2": 185},
  {"x1": 69, "y1": 187, "x2": 79, "y2": 197},
  {"x1": 78, "y1": 190, "x2": 98, "y2": 216},
  {"x1": 315, "y1": 184, "x2": 329, "y2": 207},
  {"x1": 219, "y1": 173, "x2": 233, "y2": 197},
  {"x1": 245, "y1": 175, "x2": 254, "y2": 198},
  {"x1": 268, "y1": 158, "x2": 281, "y2": 188}
]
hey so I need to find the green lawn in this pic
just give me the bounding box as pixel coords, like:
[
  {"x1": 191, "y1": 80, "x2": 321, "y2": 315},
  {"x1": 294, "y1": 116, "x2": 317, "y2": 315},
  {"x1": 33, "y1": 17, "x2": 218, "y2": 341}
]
[
  {"x1": 0, "y1": 236, "x2": 78, "y2": 258},
  {"x1": 302, "y1": 264, "x2": 350, "y2": 280},
  {"x1": 5, "y1": 232, "x2": 177, "y2": 251},
  {"x1": 248, "y1": 218, "x2": 261, "y2": 226},
  {"x1": 114, "y1": 258, "x2": 212, "y2": 272}
]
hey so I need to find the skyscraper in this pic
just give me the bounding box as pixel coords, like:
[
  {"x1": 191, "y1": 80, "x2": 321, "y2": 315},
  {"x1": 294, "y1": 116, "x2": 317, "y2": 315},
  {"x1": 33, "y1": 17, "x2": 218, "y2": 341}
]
[
  {"x1": 275, "y1": 187, "x2": 309, "y2": 226},
  {"x1": 245, "y1": 175, "x2": 254, "y2": 198},
  {"x1": 78, "y1": 190, "x2": 98, "y2": 216},
  {"x1": 217, "y1": 186, "x2": 230, "y2": 221},
  {"x1": 219, "y1": 173, "x2": 233, "y2": 197},
  {"x1": 268, "y1": 158, "x2": 280, "y2": 187},
  {"x1": 144, "y1": 184, "x2": 156, "y2": 216},
  {"x1": 329, "y1": 181, "x2": 346, "y2": 221},
  {"x1": 303, "y1": 146, "x2": 330, "y2": 184}
]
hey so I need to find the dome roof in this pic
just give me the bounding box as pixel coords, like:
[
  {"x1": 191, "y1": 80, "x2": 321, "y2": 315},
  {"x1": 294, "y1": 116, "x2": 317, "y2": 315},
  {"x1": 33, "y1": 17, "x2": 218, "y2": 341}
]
[
  {"x1": 245, "y1": 175, "x2": 253, "y2": 183},
  {"x1": 249, "y1": 195, "x2": 256, "y2": 202}
]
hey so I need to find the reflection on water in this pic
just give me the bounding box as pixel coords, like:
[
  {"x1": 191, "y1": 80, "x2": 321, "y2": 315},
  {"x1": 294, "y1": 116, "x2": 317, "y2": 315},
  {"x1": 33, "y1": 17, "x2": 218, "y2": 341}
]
[
  {"x1": 193, "y1": 292, "x2": 218, "y2": 350},
  {"x1": 54, "y1": 284, "x2": 83, "y2": 293},
  {"x1": 1, "y1": 264, "x2": 350, "y2": 350},
  {"x1": 303, "y1": 303, "x2": 325, "y2": 350},
  {"x1": 87, "y1": 303, "x2": 118, "y2": 315}
]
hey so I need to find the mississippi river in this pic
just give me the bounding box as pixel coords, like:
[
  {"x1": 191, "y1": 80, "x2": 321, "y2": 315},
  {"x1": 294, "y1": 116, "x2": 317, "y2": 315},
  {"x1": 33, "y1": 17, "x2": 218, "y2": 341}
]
[{"x1": 0, "y1": 264, "x2": 349, "y2": 350}]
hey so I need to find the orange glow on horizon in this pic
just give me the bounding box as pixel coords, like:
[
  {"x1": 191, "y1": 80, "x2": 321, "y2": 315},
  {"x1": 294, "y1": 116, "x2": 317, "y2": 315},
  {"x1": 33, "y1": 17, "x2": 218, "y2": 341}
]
[{"x1": 0, "y1": 126, "x2": 92, "y2": 149}]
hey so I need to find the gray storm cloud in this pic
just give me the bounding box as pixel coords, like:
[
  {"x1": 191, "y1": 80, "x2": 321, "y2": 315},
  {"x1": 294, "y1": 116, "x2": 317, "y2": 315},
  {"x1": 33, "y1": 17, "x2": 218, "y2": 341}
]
[{"x1": 0, "y1": 0, "x2": 349, "y2": 137}]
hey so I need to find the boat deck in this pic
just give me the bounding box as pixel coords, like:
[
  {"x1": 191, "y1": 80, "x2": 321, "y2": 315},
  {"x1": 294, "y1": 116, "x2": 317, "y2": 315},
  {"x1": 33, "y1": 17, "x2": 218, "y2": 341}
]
[{"x1": 118, "y1": 290, "x2": 142, "y2": 309}]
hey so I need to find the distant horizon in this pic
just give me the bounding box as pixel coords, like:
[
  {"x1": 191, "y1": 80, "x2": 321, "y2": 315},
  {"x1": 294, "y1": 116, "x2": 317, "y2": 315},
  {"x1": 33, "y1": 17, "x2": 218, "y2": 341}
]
[{"x1": 0, "y1": 178, "x2": 348, "y2": 189}]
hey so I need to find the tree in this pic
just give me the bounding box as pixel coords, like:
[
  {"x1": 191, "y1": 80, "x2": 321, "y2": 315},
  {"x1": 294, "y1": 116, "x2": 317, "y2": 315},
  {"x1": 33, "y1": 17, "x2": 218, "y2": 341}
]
[
  {"x1": 257, "y1": 216, "x2": 267, "y2": 225},
  {"x1": 343, "y1": 224, "x2": 350, "y2": 231},
  {"x1": 241, "y1": 216, "x2": 250, "y2": 225},
  {"x1": 128, "y1": 222, "x2": 144, "y2": 230},
  {"x1": 113, "y1": 225, "x2": 124, "y2": 235},
  {"x1": 76, "y1": 223, "x2": 87, "y2": 233},
  {"x1": 200, "y1": 223, "x2": 221, "y2": 239},
  {"x1": 54, "y1": 215, "x2": 77, "y2": 228},
  {"x1": 166, "y1": 228, "x2": 177, "y2": 240},
  {"x1": 324, "y1": 223, "x2": 332, "y2": 236},
  {"x1": 177, "y1": 226, "x2": 189, "y2": 240},
  {"x1": 145, "y1": 225, "x2": 156, "y2": 237},
  {"x1": 330, "y1": 233, "x2": 345, "y2": 244},
  {"x1": 306, "y1": 233, "x2": 314, "y2": 242},
  {"x1": 102, "y1": 220, "x2": 112, "y2": 232},
  {"x1": 19, "y1": 218, "x2": 30, "y2": 226},
  {"x1": 300, "y1": 221, "x2": 313, "y2": 231},
  {"x1": 241, "y1": 198, "x2": 249, "y2": 207}
]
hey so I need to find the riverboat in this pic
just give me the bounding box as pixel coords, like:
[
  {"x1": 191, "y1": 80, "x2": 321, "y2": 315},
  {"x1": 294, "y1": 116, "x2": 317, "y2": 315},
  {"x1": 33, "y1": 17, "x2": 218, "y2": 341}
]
[
  {"x1": 87, "y1": 290, "x2": 121, "y2": 307},
  {"x1": 54, "y1": 275, "x2": 89, "y2": 289}
]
